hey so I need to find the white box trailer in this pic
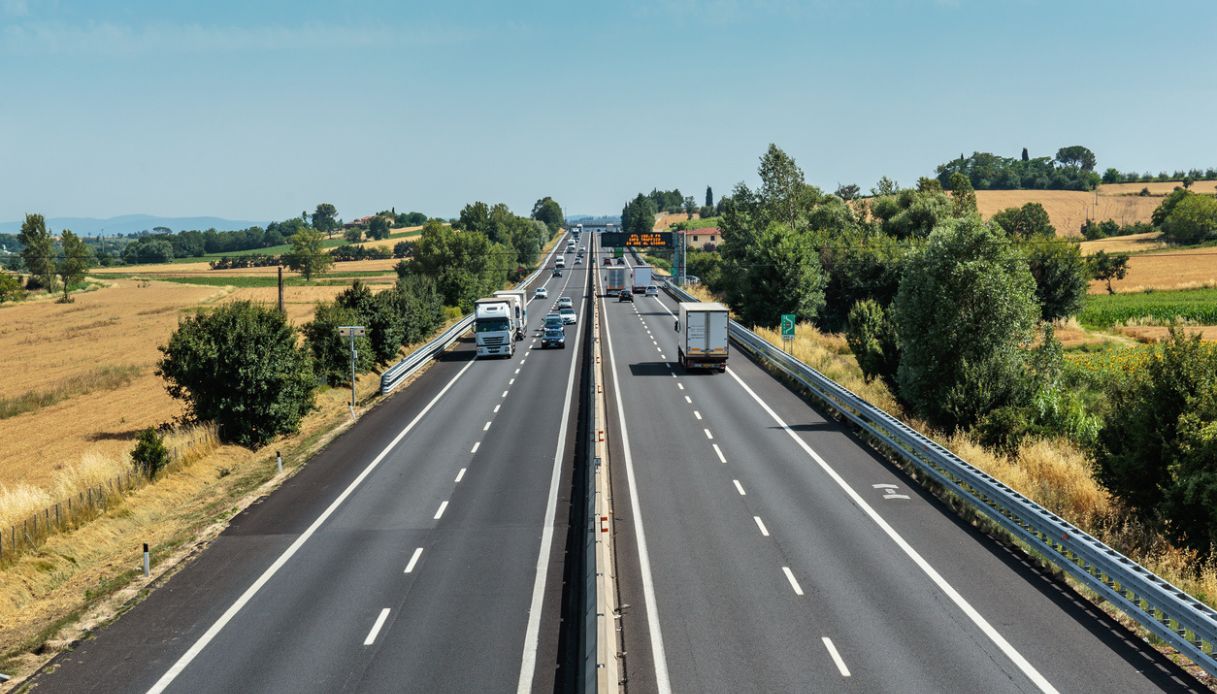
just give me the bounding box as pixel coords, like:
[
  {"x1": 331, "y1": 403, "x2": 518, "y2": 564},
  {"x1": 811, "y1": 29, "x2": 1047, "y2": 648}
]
[
  {"x1": 631, "y1": 265, "x2": 652, "y2": 294},
  {"x1": 676, "y1": 302, "x2": 729, "y2": 371},
  {"x1": 493, "y1": 289, "x2": 527, "y2": 341},
  {"x1": 605, "y1": 267, "x2": 627, "y2": 294}
]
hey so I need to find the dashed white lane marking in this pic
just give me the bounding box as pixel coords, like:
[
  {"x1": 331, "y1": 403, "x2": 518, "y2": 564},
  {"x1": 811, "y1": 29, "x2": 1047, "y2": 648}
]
[
  {"x1": 455, "y1": 467, "x2": 466, "y2": 483},
  {"x1": 404, "y1": 548, "x2": 423, "y2": 574},
  {"x1": 494, "y1": 404, "x2": 501, "y2": 413},
  {"x1": 677, "y1": 383, "x2": 684, "y2": 390},
  {"x1": 694, "y1": 410, "x2": 702, "y2": 420},
  {"x1": 434, "y1": 501, "x2": 449, "y2": 520},
  {"x1": 822, "y1": 637, "x2": 850, "y2": 676},
  {"x1": 501, "y1": 390, "x2": 508, "y2": 398},
  {"x1": 509, "y1": 378, "x2": 515, "y2": 385},
  {"x1": 783, "y1": 567, "x2": 804, "y2": 596},
  {"x1": 659, "y1": 354, "x2": 665, "y2": 360},
  {"x1": 483, "y1": 421, "x2": 492, "y2": 431},
  {"x1": 363, "y1": 608, "x2": 391, "y2": 645},
  {"x1": 754, "y1": 516, "x2": 770, "y2": 537},
  {"x1": 733, "y1": 479, "x2": 746, "y2": 496},
  {"x1": 704, "y1": 428, "x2": 714, "y2": 440},
  {"x1": 470, "y1": 442, "x2": 480, "y2": 454},
  {"x1": 713, "y1": 443, "x2": 726, "y2": 464},
  {"x1": 525, "y1": 351, "x2": 531, "y2": 357},
  {"x1": 684, "y1": 395, "x2": 692, "y2": 404}
]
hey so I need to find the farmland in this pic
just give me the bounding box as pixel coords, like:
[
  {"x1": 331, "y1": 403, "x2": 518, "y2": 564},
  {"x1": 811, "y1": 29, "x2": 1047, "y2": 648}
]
[
  {"x1": 1087, "y1": 245, "x2": 1217, "y2": 294},
  {"x1": 159, "y1": 225, "x2": 422, "y2": 264},
  {"x1": 1079, "y1": 287, "x2": 1217, "y2": 329}
]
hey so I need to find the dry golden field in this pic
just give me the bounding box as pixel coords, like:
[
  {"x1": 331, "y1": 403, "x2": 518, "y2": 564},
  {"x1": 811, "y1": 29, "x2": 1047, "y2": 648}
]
[
  {"x1": 1077, "y1": 231, "x2": 1167, "y2": 255},
  {"x1": 1088, "y1": 246, "x2": 1217, "y2": 294},
  {"x1": 653, "y1": 211, "x2": 699, "y2": 230},
  {"x1": 1100, "y1": 180, "x2": 1217, "y2": 196},
  {"x1": 976, "y1": 189, "x2": 1160, "y2": 237}
]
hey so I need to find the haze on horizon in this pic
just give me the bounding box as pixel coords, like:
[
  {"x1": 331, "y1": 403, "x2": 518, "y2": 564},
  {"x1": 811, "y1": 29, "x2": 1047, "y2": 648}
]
[{"x1": 2, "y1": 0, "x2": 1215, "y2": 223}]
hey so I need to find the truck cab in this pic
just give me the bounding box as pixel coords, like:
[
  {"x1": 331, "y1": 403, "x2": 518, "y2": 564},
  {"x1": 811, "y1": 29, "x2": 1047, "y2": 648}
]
[{"x1": 474, "y1": 299, "x2": 515, "y2": 358}]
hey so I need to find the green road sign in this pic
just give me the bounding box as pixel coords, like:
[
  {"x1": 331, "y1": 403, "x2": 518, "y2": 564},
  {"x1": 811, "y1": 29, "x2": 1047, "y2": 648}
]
[{"x1": 780, "y1": 314, "x2": 796, "y2": 338}]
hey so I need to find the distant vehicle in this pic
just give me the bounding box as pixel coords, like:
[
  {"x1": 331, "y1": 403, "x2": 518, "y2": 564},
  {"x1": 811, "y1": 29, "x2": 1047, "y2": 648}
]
[
  {"x1": 645, "y1": 285, "x2": 659, "y2": 296},
  {"x1": 541, "y1": 324, "x2": 566, "y2": 349},
  {"x1": 557, "y1": 296, "x2": 574, "y2": 309},
  {"x1": 555, "y1": 257, "x2": 566, "y2": 268},
  {"x1": 559, "y1": 307, "x2": 577, "y2": 325},
  {"x1": 676, "y1": 302, "x2": 729, "y2": 372},
  {"x1": 574, "y1": 257, "x2": 582, "y2": 265},
  {"x1": 535, "y1": 287, "x2": 548, "y2": 299},
  {"x1": 632, "y1": 265, "x2": 652, "y2": 294},
  {"x1": 553, "y1": 268, "x2": 563, "y2": 277},
  {"x1": 618, "y1": 290, "x2": 634, "y2": 302},
  {"x1": 685, "y1": 275, "x2": 701, "y2": 284},
  {"x1": 602, "y1": 257, "x2": 612, "y2": 266},
  {"x1": 605, "y1": 267, "x2": 626, "y2": 294}
]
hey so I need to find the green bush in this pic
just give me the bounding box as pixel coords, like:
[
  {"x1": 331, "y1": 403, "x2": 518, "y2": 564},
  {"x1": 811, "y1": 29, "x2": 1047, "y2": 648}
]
[
  {"x1": 158, "y1": 302, "x2": 316, "y2": 448},
  {"x1": 304, "y1": 301, "x2": 375, "y2": 386},
  {"x1": 131, "y1": 427, "x2": 170, "y2": 480},
  {"x1": 1161, "y1": 194, "x2": 1217, "y2": 244},
  {"x1": 845, "y1": 299, "x2": 900, "y2": 393},
  {"x1": 1025, "y1": 237, "x2": 1088, "y2": 321}
]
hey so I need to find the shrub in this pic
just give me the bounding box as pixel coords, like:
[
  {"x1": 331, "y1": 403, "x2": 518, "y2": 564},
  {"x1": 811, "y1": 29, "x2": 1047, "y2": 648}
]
[
  {"x1": 1161, "y1": 194, "x2": 1217, "y2": 244},
  {"x1": 1025, "y1": 237, "x2": 1087, "y2": 321},
  {"x1": 0, "y1": 271, "x2": 23, "y2": 303},
  {"x1": 303, "y1": 301, "x2": 375, "y2": 386},
  {"x1": 131, "y1": 427, "x2": 170, "y2": 480},
  {"x1": 393, "y1": 240, "x2": 416, "y2": 259},
  {"x1": 845, "y1": 299, "x2": 900, "y2": 393},
  {"x1": 158, "y1": 302, "x2": 315, "y2": 448}
]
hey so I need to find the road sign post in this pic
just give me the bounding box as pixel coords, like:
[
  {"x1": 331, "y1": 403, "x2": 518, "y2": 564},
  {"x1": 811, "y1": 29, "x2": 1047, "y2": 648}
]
[
  {"x1": 780, "y1": 314, "x2": 796, "y2": 353},
  {"x1": 338, "y1": 325, "x2": 366, "y2": 415}
]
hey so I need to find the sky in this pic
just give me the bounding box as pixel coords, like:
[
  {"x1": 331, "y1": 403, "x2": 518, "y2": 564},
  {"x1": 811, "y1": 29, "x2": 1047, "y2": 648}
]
[{"x1": 2, "y1": 0, "x2": 1215, "y2": 224}]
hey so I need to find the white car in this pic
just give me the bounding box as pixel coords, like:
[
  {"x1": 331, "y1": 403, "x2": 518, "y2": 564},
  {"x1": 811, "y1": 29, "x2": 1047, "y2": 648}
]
[
  {"x1": 535, "y1": 287, "x2": 549, "y2": 299},
  {"x1": 557, "y1": 296, "x2": 574, "y2": 309},
  {"x1": 559, "y1": 307, "x2": 577, "y2": 325},
  {"x1": 645, "y1": 285, "x2": 659, "y2": 296}
]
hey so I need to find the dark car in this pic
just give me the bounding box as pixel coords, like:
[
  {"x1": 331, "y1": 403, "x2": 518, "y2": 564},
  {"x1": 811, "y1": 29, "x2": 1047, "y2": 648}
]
[
  {"x1": 552, "y1": 268, "x2": 563, "y2": 277},
  {"x1": 618, "y1": 290, "x2": 634, "y2": 302},
  {"x1": 541, "y1": 324, "x2": 566, "y2": 349}
]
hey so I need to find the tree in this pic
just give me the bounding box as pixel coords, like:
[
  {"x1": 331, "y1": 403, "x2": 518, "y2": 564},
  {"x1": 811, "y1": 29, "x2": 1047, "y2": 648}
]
[
  {"x1": 285, "y1": 227, "x2": 333, "y2": 281},
  {"x1": 834, "y1": 183, "x2": 861, "y2": 201},
  {"x1": 158, "y1": 302, "x2": 315, "y2": 448},
  {"x1": 1161, "y1": 194, "x2": 1217, "y2": 244},
  {"x1": 621, "y1": 194, "x2": 658, "y2": 234},
  {"x1": 368, "y1": 214, "x2": 392, "y2": 240},
  {"x1": 344, "y1": 227, "x2": 364, "y2": 243},
  {"x1": 684, "y1": 196, "x2": 697, "y2": 219},
  {"x1": 731, "y1": 222, "x2": 826, "y2": 328},
  {"x1": 303, "y1": 301, "x2": 374, "y2": 385},
  {"x1": 0, "y1": 271, "x2": 23, "y2": 303},
  {"x1": 846, "y1": 298, "x2": 900, "y2": 392},
  {"x1": 947, "y1": 172, "x2": 977, "y2": 217},
  {"x1": 18, "y1": 213, "x2": 55, "y2": 292},
  {"x1": 1021, "y1": 147, "x2": 1029, "y2": 162},
  {"x1": 1152, "y1": 187, "x2": 1192, "y2": 227},
  {"x1": 871, "y1": 176, "x2": 899, "y2": 197},
  {"x1": 1055, "y1": 145, "x2": 1097, "y2": 172},
  {"x1": 758, "y1": 144, "x2": 806, "y2": 230},
  {"x1": 56, "y1": 230, "x2": 95, "y2": 303},
  {"x1": 705, "y1": 186, "x2": 714, "y2": 208},
  {"x1": 409, "y1": 219, "x2": 507, "y2": 310},
  {"x1": 131, "y1": 427, "x2": 170, "y2": 480},
  {"x1": 1095, "y1": 329, "x2": 1217, "y2": 551},
  {"x1": 313, "y1": 203, "x2": 339, "y2": 237},
  {"x1": 1088, "y1": 251, "x2": 1128, "y2": 294},
  {"x1": 1025, "y1": 237, "x2": 1087, "y2": 321},
  {"x1": 457, "y1": 201, "x2": 491, "y2": 235},
  {"x1": 336, "y1": 280, "x2": 404, "y2": 364},
  {"x1": 123, "y1": 239, "x2": 174, "y2": 264},
  {"x1": 991, "y1": 202, "x2": 1055, "y2": 239},
  {"x1": 892, "y1": 217, "x2": 1039, "y2": 431},
  {"x1": 531, "y1": 197, "x2": 564, "y2": 235},
  {"x1": 1102, "y1": 167, "x2": 1122, "y2": 184}
]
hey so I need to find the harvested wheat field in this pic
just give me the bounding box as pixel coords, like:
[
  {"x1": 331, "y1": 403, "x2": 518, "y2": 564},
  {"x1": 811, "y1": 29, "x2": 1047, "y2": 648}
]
[
  {"x1": 1115, "y1": 325, "x2": 1217, "y2": 343},
  {"x1": 93, "y1": 257, "x2": 402, "y2": 277},
  {"x1": 356, "y1": 225, "x2": 424, "y2": 250},
  {"x1": 1089, "y1": 246, "x2": 1217, "y2": 293},
  {"x1": 1078, "y1": 231, "x2": 1167, "y2": 255},
  {"x1": 223, "y1": 281, "x2": 394, "y2": 324},
  {"x1": 1099, "y1": 180, "x2": 1217, "y2": 196},
  {"x1": 976, "y1": 189, "x2": 1161, "y2": 237},
  {"x1": 653, "y1": 211, "x2": 699, "y2": 230}
]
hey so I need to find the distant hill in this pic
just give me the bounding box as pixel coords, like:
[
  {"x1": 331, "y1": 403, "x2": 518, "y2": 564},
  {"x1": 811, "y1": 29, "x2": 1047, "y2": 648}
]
[{"x1": 0, "y1": 214, "x2": 266, "y2": 236}]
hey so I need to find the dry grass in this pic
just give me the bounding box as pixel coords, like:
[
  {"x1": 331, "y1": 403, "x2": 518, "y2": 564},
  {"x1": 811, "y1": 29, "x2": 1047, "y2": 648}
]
[
  {"x1": 1078, "y1": 231, "x2": 1167, "y2": 256},
  {"x1": 1115, "y1": 325, "x2": 1217, "y2": 343},
  {"x1": 1089, "y1": 247, "x2": 1217, "y2": 294},
  {"x1": 1100, "y1": 180, "x2": 1217, "y2": 196},
  {"x1": 0, "y1": 365, "x2": 142, "y2": 420},
  {"x1": 93, "y1": 257, "x2": 401, "y2": 277},
  {"x1": 976, "y1": 189, "x2": 1161, "y2": 237},
  {"x1": 653, "y1": 211, "x2": 699, "y2": 230}
]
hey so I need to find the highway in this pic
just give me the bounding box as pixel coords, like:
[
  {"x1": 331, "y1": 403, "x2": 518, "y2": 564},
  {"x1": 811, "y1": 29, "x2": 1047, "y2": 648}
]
[
  {"x1": 602, "y1": 248, "x2": 1203, "y2": 692},
  {"x1": 28, "y1": 236, "x2": 591, "y2": 693}
]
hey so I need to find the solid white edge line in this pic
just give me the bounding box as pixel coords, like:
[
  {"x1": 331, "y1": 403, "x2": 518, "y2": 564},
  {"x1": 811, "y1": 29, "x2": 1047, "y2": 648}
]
[
  {"x1": 145, "y1": 358, "x2": 478, "y2": 694},
  {"x1": 754, "y1": 516, "x2": 770, "y2": 537},
  {"x1": 404, "y1": 547, "x2": 423, "y2": 574},
  {"x1": 733, "y1": 479, "x2": 746, "y2": 496},
  {"x1": 471, "y1": 441, "x2": 480, "y2": 454},
  {"x1": 782, "y1": 566, "x2": 804, "y2": 596},
  {"x1": 455, "y1": 467, "x2": 466, "y2": 483},
  {"x1": 725, "y1": 367, "x2": 1058, "y2": 694},
  {"x1": 515, "y1": 258, "x2": 590, "y2": 694},
  {"x1": 363, "y1": 608, "x2": 391, "y2": 646},
  {"x1": 598, "y1": 250, "x2": 673, "y2": 694},
  {"x1": 433, "y1": 500, "x2": 449, "y2": 520},
  {"x1": 822, "y1": 637, "x2": 850, "y2": 677},
  {"x1": 712, "y1": 443, "x2": 726, "y2": 464}
]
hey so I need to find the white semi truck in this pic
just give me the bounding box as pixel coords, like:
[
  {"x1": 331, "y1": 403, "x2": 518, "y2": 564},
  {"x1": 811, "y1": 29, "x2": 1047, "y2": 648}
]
[
  {"x1": 675, "y1": 302, "x2": 729, "y2": 371},
  {"x1": 631, "y1": 265, "x2": 652, "y2": 294},
  {"x1": 493, "y1": 289, "x2": 527, "y2": 341},
  {"x1": 475, "y1": 298, "x2": 516, "y2": 358}
]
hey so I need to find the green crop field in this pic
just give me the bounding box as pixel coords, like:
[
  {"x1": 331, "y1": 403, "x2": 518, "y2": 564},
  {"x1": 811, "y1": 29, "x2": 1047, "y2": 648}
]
[{"x1": 1079, "y1": 287, "x2": 1217, "y2": 328}]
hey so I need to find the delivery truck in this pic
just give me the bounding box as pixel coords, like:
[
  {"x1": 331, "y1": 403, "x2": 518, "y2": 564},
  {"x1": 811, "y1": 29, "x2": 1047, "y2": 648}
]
[
  {"x1": 605, "y1": 266, "x2": 627, "y2": 295},
  {"x1": 675, "y1": 302, "x2": 729, "y2": 371},
  {"x1": 475, "y1": 298, "x2": 516, "y2": 358},
  {"x1": 631, "y1": 265, "x2": 652, "y2": 294}
]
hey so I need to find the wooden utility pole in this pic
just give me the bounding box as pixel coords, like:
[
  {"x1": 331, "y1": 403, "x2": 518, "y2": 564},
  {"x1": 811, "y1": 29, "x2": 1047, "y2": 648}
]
[{"x1": 277, "y1": 265, "x2": 285, "y2": 315}]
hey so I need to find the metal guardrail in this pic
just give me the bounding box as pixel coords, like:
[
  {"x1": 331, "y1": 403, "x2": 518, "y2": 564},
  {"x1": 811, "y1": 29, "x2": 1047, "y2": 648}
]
[
  {"x1": 662, "y1": 281, "x2": 1217, "y2": 679},
  {"x1": 580, "y1": 245, "x2": 599, "y2": 693},
  {"x1": 379, "y1": 234, "x2": 566, "y2": 394}
]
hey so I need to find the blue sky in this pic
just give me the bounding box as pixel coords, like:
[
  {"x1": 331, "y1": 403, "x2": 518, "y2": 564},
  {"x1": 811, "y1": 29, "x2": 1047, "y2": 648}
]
[{"x1": 2, "y1": 0, "x2": 1215, "y2": 223}]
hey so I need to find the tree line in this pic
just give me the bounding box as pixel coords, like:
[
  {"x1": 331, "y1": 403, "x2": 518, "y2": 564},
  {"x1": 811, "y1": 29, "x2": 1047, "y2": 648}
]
[
  {"x1": 701, "y1": 144, "x2": 1217, "y2": 552},
  {"x1": 935, "y1": 145, "x2": 1102, "y2": 191}
]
